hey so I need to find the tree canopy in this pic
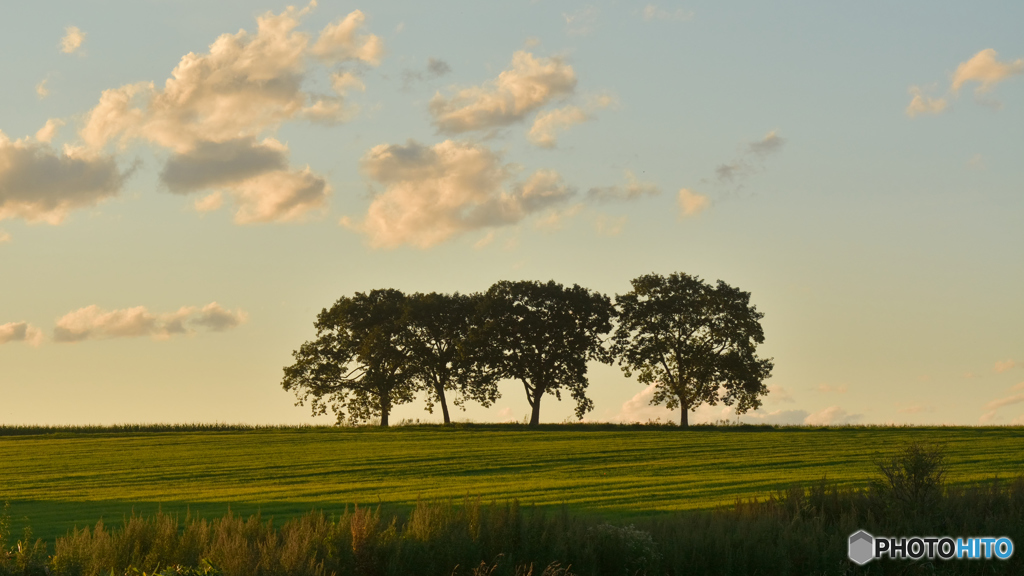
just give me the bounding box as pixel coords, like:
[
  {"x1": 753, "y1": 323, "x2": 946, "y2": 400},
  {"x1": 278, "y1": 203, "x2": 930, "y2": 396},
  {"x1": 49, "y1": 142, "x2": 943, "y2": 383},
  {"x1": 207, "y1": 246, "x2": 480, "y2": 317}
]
[
  {"x1": 405, "y1": 291, "x2": 499, "y2": 424},
  {"x1": 611, "y1": 272, "x2": 773, "y2": 427},
  {"x1": 471, "y1": 280, "x2": 614, "y2": 425},
  {"x1": 282, "y1": 288, "x2": 418, "y2": 427}
]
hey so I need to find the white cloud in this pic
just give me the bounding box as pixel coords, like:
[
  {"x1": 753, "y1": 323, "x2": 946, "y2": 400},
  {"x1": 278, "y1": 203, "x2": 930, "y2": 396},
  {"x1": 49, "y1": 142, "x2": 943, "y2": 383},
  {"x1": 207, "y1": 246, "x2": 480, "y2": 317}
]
[
  {"x1": 227, "y1": 167, "x2": 329, "y2": 224},
  {"x1": 906, "y1": 86, "x2": 948, "y2": 117},
  {"x1": 611, "y1": 383, "x2": 745, "y2": 425},
  {"x1": 352, "y1": 139, "x2": 575, "y2": 248},
  {"x1": 36, "y1": 79, "x2": 49, "y2": 99},
  {"x1": 817, "y1": 383, "x2": 848, "y2": 393},
  {"x1": 803, "y1": 406, "x2": 861, "y2": 426},
  {"x1": 642, "y1": 5, "x2": 694, "y2": 22},
  {"x1": 77, "y1": 5, "x2": 369, "y2": 223},
  {"x1": 171, "y1": 150, "x2": 329, "y2": 224},
  {"x1": 587, "y1": 170, "x2": 660, "y2": 202},
  {"x1": 159, "y1": 137, "x2": 289, "y2": 194},
  {"x1": 191, "y1": 302, "x2": 248, "y2": 331},
  {"x1": 429, "y1": 51, "x2": 576, "y2": 134},
  {"x1": 0, "y1": 130, "x2": 127, "y2": 225},
  {"x1": 61, "y1": 26, "x2": 85, "y2": 54},
  {"x1": 898, "y1": 405, "x2": 932, "y2": 414},
  {"x1": 613, "y1": 384, "x2": 681, "y2": 423},
  {"x1": 528, "y1": 105, "x2": 589, "y2": 148},
  {"x1": 82, "y1": 7, "x2": 325, "y2": 151},
  {"x1": 0, "y1": 230, "x2": 10, "y2": 243},
  {"x1": 952, "y1": 49, "x2": 1024, "y2": 95},
  {"x1": 0, "y1": 322, "x2": 44, "y2": 346},
  {"x1": 53, "y1": 302, "x2": 246, "y2": 343},
  {"x1": 739, "y1": 409, "x2": 809, "y2": 425},
  {"x1": 34, "y1": 119, "x2": 65, "y2": 144},
  {"x1": 310, "y1": 9, "x2": 383, "y2": 65},
  {"x1": 994, "y1": 359, "x2": 1018, "y2": 373},
  {"x1": 677, "y1": 188, "x2": 709, "y2": 217}
]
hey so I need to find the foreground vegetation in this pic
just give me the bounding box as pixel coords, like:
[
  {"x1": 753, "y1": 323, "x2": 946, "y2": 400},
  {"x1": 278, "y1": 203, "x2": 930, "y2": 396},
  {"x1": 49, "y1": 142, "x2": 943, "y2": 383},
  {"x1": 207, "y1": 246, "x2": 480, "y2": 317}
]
[
  {"x1": 2, "y1": 425, "x2": 1023, "y2": 545},
  {"x1": 3, "y1": 469, "x2": 1023, "y2": 575}
]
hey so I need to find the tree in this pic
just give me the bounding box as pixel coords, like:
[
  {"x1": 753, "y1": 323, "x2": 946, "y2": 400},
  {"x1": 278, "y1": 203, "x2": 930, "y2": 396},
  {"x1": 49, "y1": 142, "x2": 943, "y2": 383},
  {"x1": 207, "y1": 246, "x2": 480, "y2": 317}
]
[
  {"x1": 472, "y1": 280, "x2": 614, "y2": 426},
  {"x1": 282, "y1": 288, "x2": 418, "y2": 427},
  {"x1": 405, "y1": 292, "x2": 499, "y2": 424},
  {"x1": 612, "y1": 272, "x2": 773, "y2": 427}
]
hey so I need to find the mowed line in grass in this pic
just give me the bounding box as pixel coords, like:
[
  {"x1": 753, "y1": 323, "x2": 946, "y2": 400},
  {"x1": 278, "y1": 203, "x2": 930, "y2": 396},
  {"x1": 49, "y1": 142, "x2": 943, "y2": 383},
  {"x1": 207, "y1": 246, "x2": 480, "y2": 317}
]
[{"x1": 2, "y1": 426, "x2": 1022, "y2": 542}]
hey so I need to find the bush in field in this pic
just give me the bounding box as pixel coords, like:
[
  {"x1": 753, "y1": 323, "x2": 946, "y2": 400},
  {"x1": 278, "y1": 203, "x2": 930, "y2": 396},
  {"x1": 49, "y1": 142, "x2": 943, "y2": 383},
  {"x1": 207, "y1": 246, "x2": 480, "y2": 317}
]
[{"x1": 871, "y1": 441, "x2": 948, "y2": 515}]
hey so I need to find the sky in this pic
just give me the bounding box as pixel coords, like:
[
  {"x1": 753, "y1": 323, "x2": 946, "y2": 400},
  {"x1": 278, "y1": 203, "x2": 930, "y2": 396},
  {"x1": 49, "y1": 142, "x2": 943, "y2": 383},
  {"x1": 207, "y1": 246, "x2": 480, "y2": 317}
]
[{"x1": 1, "y1": 0, "x2": 1022, "y2": 427}]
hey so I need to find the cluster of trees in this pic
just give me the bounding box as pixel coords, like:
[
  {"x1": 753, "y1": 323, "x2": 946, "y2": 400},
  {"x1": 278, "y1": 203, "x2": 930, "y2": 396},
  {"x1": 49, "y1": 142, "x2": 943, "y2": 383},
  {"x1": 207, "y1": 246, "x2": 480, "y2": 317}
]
[{"x1": 281, "y1": 273, "x2": 774, "y2": 427}]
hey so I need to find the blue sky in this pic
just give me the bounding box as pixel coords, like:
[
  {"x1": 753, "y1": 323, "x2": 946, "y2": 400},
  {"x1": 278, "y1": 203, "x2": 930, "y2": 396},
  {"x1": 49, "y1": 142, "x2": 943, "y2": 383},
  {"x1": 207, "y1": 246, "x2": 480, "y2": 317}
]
[{"x1": 1, "y1": 0, "x2": 1022, "y2": 426}]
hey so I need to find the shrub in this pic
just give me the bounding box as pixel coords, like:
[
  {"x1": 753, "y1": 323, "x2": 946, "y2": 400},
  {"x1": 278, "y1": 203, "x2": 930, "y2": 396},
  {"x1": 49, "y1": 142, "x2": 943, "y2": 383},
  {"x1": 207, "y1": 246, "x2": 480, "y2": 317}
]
[{"x1": 871, "y1": 441, "x2": 948, "y2": 514}]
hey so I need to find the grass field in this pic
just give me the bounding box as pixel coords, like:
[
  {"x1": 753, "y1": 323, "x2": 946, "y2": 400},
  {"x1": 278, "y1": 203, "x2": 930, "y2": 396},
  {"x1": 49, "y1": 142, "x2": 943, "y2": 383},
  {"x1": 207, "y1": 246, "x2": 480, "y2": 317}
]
[{"x1": 2, "y1": 424, "x2": 1022, "y2": 543}]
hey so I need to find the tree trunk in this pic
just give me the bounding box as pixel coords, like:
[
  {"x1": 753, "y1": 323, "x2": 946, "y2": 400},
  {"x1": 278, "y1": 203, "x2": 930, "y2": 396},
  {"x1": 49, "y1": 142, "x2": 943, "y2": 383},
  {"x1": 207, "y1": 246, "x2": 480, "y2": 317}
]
[
  {"x1": 530, "y1": 397, "x2": 542, "y2": 426},
  {"x1": 380, "y1": 396, "x2": 390, "y2": 427},
  {"x1": 437, "y1": 384, "x2": 451, "y2": 425},
  {"x1": 680, "y1": 405, "x2": 688, "y2": 428}
]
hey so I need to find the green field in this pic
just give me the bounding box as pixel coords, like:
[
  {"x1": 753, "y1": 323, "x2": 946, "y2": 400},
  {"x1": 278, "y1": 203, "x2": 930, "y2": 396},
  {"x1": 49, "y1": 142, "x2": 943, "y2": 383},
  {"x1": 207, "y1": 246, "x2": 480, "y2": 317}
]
[{"x1": 2, "y1": 425, "x2": 1022, "y2": 542}]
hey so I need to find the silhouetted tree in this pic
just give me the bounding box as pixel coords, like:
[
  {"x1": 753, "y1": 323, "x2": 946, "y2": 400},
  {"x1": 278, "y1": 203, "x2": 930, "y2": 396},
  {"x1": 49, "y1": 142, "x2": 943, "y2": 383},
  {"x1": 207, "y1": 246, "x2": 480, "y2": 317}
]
[
  {"x1": 612, "y1": 272, "x2": 773, "y2": 427},
  {"x1": 282, "y1": 289, "x2": 417, "y2": 427},
  {"x1": 472, "y1": 280, "x2": 614, "y2": 426},
  {"x1": 406, "y1": 292, "x2": 499, "y2": 424}
]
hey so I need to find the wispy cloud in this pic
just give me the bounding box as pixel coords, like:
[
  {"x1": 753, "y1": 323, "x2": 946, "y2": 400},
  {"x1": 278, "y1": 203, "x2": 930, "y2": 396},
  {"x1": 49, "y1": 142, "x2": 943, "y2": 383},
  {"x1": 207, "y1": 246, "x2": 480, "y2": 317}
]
[
  {"x1": 642, "y1": 5, "x2": 694, "y2": 22},
  {"x1": 61, "y1": 26, "x2": 85, "y2": 54},
  {"x1": 804, "y1": 406, "x2": 861, "y2": 426},
  {"x1": 429, "y1": 51, "x2": 576, "y2": 134},
  {"x1": 994, "y1": 359, "x2": 1018, "y2": 373},
  {"x1": 53, "y1": 302, "x2": 246, "y2": 343},
  {"x1": 767, "y1": 384, "x2": 796, "y2": 403},
  {"x1": 528, "y1": 106, "x2": 589, "y2": 148},
  {"x1": 677, "y1": 188, "x2": 709, "y2": 217},
  {"x1": 952, "y1": 49, "x2": 1024, "y2": 94},
  {"x1": 739, "y1": 409, "x2": 809, "y2": 425},
  {"x1": 563, "y1": 7, "x2": 599, "y2": 36},
  {"x1": 716, "y1": 131, "x2": 786, "y2": 184},
  {"x1": 593, "y1": 213, "x2": 626, "y2": 236},
  {"x1": 0, "y1": 322, "x2": 44, "y2": 346},
  {"x1": 401, "y1": 57, "x2": 452, "y2": 90},
  {"x1": 979, "y1": 385, "x2": 1024, "y2": 423},
  {"x1": 907, "y1": 49, "x2": 1023, "y2": 117},
  {"x1": 906, "y1": 86, "x2": 948, "y2": 117},
  {"x1": 587, "y1": 170, "x2": 660, "y2": 202},
  {"x1": 898, "y1": 405, "x2": 933, "y2": 414}
]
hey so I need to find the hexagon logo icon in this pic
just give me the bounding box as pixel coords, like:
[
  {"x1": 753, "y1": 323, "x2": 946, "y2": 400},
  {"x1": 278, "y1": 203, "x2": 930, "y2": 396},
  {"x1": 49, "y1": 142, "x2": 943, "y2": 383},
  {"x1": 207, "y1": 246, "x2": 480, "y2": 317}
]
[{"x1": 849, "y1": 530, "x2": 874, "y2": 565}]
